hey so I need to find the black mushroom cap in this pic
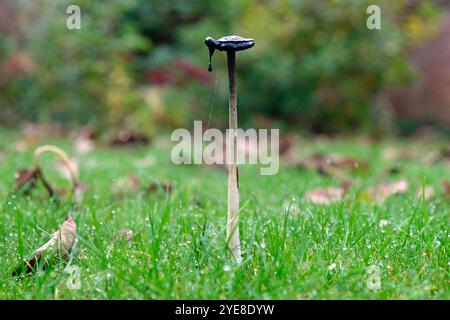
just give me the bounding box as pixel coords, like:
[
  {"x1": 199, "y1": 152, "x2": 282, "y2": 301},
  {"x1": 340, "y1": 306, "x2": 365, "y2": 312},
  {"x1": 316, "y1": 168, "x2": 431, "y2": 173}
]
[{"x1": 205, "y1": 35, "x2": 255, "y2": 52}]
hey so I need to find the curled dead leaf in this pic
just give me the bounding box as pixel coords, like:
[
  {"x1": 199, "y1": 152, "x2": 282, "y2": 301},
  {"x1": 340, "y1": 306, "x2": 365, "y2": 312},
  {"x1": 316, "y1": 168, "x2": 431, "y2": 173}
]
[
  {"x1": 13, "y1": 215, "x2": 77, "y2": 276},
  {"x1": 14, "y1": 145, "x2": 86, "y2": 203}
]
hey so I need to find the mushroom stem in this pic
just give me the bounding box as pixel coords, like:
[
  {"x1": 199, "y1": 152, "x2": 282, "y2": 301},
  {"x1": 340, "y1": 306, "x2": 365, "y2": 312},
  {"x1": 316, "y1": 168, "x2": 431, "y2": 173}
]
[{"x1": 226, "y1": 51, "x2": 241, "y2": 263}]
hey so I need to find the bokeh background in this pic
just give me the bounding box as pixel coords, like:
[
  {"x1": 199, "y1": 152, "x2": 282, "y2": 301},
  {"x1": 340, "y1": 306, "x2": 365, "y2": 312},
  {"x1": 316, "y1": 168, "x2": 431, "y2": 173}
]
[{"x1": 1, "y1": 0, "x2": 449, "y2": 136}]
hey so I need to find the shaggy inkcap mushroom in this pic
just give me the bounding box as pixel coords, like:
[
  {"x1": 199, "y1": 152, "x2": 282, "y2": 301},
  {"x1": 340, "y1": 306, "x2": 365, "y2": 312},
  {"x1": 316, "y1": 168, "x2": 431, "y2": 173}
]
[
  {"x1": 205, "y1": 35, "x2": 255, "y2": 71},
  {"x1": 204, "y1": 35, "x2": 255, "y2": 263}
]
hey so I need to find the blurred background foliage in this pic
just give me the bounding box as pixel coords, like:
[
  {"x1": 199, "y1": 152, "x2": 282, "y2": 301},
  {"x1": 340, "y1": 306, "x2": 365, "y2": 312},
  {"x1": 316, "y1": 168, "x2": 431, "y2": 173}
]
[{"x1": 0, "y1": 0, "x2": 447, "y2": 134}]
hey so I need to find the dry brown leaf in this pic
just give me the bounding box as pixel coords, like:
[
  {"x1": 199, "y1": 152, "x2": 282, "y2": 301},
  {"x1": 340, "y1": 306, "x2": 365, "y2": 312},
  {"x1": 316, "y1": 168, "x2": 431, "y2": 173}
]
[
  {"x1": 111, "y1": 174, "x2": 140, "y2": 196},
  {"x1": 13, "y1": 124, "x2": 67, "y2": 153},
  {"x1": 109, "y1": 130, "x2": 149, "y2": 147},
  {"x1": 286, "y1": 153, "x2": 367, "y2": 176},
  {"x1": 368, "y1": 179, "x2": 409, "y2": 203},
  {"x1": 278, "y1": 134, "x2": 299, "y2": 157},
  {"x1": 13, "y1": 215, "x2": 77, "y2": 276},
  {"x1": 70, "y1": 126, "x2": 97, "y2": 154},
  {"x1": 1, "y1": 51, "x2": 34, "y2": 78},
  {"x1": 382, "y1": 146, "x2": 418, "y2": 161},
  {"x1": 74, "y1": 137, "x2": 96, "y2": 154},
  {"x1": 304, "y1": 187, "x2": 345, "y2": 205},
  {"x1": 134, "y1": 155, "x2": 156, "y2": 168},
  {"x1": 443, "y1": 181, "x2": 450, "y2": 197},
  {"x1": 13, "y1": 137, "x2": 40, "y2": 153},
  {"x1": 15, "y1": 168, "x2": 37, "y2": 192},
  {"x1": 113, "y1": 229, "x2": 135, "y2": 243},
  {"x1": 147, "y1": 180, "x2": 173, "y2": 194},
  {"x1": 422, "y1": 146, "x2": 450, "y2": 165},
  {"x1": 15, "y1": 145, "x2": 84, "y2": 202}
]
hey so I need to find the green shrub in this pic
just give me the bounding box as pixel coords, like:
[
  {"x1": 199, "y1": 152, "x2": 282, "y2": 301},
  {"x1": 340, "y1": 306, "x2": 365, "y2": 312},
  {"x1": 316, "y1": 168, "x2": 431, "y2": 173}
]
[{"x1": 0, "y1": 0, "x2": 442, "y2": 133}]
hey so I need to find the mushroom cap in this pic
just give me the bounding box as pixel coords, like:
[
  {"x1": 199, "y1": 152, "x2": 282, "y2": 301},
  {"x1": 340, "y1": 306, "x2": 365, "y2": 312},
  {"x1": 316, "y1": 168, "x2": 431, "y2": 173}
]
[{"x1": 205, "y1": 35, "x2": 255, "y2": 52}]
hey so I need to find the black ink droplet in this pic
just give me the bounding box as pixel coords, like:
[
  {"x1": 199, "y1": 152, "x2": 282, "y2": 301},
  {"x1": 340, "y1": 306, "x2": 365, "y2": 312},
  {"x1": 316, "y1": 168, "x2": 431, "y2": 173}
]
[{"x1": 208, "y1": 46, "x2": 215, "y2": 72}]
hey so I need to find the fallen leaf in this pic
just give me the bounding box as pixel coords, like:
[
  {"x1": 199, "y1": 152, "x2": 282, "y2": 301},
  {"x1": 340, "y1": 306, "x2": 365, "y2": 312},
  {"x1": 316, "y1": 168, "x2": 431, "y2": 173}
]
[
  {"x1": 1, "y1": 51, "x2": 34, "y2": 78},
  {"x1": 443, "y1": 181, "x2": 450, "y2": 197},
  {"x1": 134, "y1": 155, "x2": 156, "y2": 168},
  {"x1": 109, "y1": 130, "x2": 149, "y2": 147},
  {"x1": 422, "y1": 146, "x2": 450, "y2": 165},
  {"x1": 30, "y1": 145, "x2": 84, "y2": 201},
  {"x1": 70, "y1": 126, "x2": 97, "y2": 154},
  {"x1": 112, "y1": 229, "x2": 135, "y2": 243},
  {"x1": 13, "y1": 124, "x2": 68, "y2": 153},
  {"x1": 13, "y1": 215, "x2": 77, "y2": 276},
  {"x1": 287, "y1": 153, "x2": 367, "y2": 175},
  {"x1": 368, "y1": 179, "x2": 409, "y2": 203},
  {"x1": 146, "y1": 180, "x2": 173, "y2": 193},
  {"x1": 382, "y1": 146, "x2": 418, "y2": 161},
  {"x1": 304, "y1": 187, "x2": 345, "y2": 204},
  {"x1": 13, "y1": 137, "x2": 39, "y2": 153},
  {"x1": 15, "y1": 168, "x2": 37, "y2": 192},
  {"x1": 278, "y1": 134, "x2": 299, "y2": 157},
  {"x1": 74, "y1": 137, "x2": 96, "y2": 154},
  {"x1": 111, "y1": 174, "x2": 140, "y2": 196}
]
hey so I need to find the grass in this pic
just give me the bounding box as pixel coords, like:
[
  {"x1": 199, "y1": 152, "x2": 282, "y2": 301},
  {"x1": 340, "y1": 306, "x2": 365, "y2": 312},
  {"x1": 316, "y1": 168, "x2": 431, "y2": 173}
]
[{"x1": 0, "y1": 127, "x2": 448, "y2": 299}]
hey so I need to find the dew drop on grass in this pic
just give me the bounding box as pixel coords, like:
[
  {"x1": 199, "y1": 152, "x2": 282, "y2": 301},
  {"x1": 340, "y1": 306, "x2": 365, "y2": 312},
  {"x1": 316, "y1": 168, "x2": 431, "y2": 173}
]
[
  {"x1": 223, "y1": 265, "x2": 232, "y2": 272},
  {"x1": 328, "y1": 263, "x2": 336, "y2": 271}
]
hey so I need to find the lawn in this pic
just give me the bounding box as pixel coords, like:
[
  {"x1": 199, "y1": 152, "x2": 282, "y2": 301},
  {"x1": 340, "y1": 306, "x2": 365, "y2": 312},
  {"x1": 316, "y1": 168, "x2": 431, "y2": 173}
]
[{"x1": 0, "y1": 127, "x2": 448, "y2": 299}]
